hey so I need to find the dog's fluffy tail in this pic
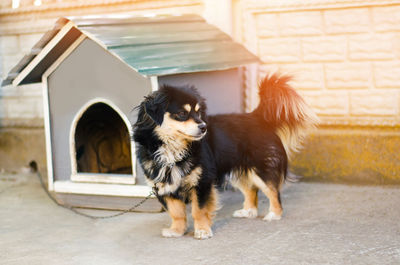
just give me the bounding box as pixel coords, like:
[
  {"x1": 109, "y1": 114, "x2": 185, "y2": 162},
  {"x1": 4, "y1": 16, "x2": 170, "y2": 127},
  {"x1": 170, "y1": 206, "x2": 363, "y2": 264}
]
[{"x1": 253, "y1": 74, "x2": 319, "y2": 159}]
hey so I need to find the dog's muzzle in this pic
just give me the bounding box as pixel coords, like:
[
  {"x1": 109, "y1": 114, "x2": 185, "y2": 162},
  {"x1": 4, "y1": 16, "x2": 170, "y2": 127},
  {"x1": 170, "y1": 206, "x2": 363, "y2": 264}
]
[{"x1": 198, "y1": 123, "x2": 207, "y2": 134}]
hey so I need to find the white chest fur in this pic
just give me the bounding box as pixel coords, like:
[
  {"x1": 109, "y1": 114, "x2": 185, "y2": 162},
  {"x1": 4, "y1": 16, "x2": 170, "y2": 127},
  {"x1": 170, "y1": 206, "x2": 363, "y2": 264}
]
[
  {"x1": 154, "y1": 126, "x2": 189, "y2": 165},
  {"x1": 146, "y1": 126, "x2": 201, "y2": 195},
  {"x1": 150, "y1": 166, "x2": 202, "y2": 196},
  {"x1": 154, "y1": 143, "x2": 188, "y2": 165}
]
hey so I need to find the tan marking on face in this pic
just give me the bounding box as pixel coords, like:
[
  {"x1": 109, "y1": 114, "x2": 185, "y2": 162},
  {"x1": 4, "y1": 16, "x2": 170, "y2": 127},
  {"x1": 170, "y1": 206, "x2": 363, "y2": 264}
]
[
  {"x1": 183, "y1": 104, "x2": 191, "y2": 113},
  {"x1": 154, "y1": 113, "x2": 191, "y2": 164},
  {"x1": 191, "y1": 186, "x2": 218, "y2": 238},
  {"x1": 156, "y1": 113, "x2": 204, "y2": 142},
  {"x1": 195, "y1": 103, "x2": 200, "y2": 112},
  {"x1": 165, "y1": 197, "x2": 187, "y2": 236}
]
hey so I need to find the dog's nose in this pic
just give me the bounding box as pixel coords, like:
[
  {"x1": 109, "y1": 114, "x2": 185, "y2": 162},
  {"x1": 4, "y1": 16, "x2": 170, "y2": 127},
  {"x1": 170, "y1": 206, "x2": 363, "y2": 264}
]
[{"x1": 198, "y1": 123, "x2": 207, "y2": 133}]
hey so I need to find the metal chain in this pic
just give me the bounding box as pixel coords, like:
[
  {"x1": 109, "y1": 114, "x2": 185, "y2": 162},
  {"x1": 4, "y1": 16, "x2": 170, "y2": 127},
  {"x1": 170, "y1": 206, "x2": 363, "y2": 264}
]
[
  {"x1": 64, "y1": 191, "x2": 155, "y2": 219},
  {"x1": 35, "y1": 170, "x2": 155, "y2": 219}
]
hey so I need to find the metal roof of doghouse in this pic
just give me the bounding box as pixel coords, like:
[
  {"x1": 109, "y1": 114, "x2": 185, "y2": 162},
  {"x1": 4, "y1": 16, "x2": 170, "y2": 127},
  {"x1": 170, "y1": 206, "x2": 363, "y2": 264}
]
[{"x1": 2, "y1": 14, "x2": 260, "y2": 86}]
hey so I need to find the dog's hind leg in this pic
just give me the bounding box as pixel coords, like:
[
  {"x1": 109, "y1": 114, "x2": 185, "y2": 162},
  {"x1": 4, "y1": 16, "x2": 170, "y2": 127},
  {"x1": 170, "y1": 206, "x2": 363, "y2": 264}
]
[
  {"x1": 250, "y1": 172, "x2": 283, "y2": 221},
  {"x1": 162, "y1": 197, "x2": 187, "y2": 237},
  {"x1": 232, "y1": 175, "x2": 259, "y2": 218},
  {"x1": 191, "y1": 187, "x2": 217, "y2": 240}
]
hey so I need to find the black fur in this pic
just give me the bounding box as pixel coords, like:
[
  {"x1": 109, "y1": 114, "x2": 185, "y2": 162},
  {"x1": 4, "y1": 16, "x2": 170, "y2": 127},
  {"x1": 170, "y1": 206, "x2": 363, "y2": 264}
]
[
  {"x1": 133, "y1": 85, "x2": 215, "y2": 208},
  {"x1": 133, "y1": 75, "x2": 314, "y2": 212},
  {"x1": 207, "y1": 113, "x2": 287, "y2": 189}
]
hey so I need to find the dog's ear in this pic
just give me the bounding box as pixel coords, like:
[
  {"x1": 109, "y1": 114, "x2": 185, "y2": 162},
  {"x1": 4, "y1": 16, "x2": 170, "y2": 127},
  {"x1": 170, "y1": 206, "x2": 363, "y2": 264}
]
[{"x1": 144, "y1": 91, "x2": 168, "y2": 125}]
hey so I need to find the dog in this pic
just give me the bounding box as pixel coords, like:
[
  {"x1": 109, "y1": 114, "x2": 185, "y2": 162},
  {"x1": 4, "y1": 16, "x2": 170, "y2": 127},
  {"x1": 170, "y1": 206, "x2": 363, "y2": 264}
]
[{"x1": 133, "y1": 74, "x2": 318, "y2": 239}]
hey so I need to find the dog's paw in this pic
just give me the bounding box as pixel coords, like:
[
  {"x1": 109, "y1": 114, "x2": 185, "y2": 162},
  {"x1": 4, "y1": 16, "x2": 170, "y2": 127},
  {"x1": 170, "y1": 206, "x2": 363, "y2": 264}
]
[
  {"x1": 232, "y1": 208, "x2": 258, "y2": 218},
  {"x1": 194, "y1": 229, "x2": 213, "y2": 240},
  {"x1": 263, "y1": 211, "x2": 282, "y2": 222},
  {"x1": 162, "y1": 228, "x2": 184, "y2": 238}
]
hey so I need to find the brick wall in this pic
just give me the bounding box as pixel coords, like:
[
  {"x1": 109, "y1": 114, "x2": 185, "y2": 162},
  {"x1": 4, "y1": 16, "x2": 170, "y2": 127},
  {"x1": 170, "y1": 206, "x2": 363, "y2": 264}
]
[
  {"x1": 238, "y1": 0, "x2": 400, "y2": 127},
  {"x1": 0, "y1": 83, "x2": 44, "y2": 127},
  {"x1": 1, "y1": 26, "x2": 44, "y2": 126},
  {"x1": 2, "y1": 0, "x2": 400, "y2": 127}
]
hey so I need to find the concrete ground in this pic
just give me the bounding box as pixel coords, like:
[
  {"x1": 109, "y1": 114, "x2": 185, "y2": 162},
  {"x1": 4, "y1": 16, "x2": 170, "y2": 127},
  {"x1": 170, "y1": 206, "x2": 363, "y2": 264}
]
[{"x1": 1, "y1": 173, "x2": 400, "y2": 265}]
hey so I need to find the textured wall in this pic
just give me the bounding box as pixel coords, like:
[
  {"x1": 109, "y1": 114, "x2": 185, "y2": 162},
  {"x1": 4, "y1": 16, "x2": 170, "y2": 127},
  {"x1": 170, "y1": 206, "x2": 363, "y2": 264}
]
[
  {"x1": 3, "y1": 0, "x2": 400, "y2": 126},
  {"x1": 236, "y1": 0, "x2": 400, "y2": 127},
  {"x1": 291, "y1": 126, "x2": 400, "y2": 184}
]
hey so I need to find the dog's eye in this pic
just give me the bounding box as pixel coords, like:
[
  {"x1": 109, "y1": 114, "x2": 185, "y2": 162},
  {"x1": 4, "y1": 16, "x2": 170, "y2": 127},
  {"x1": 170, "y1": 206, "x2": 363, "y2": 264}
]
[{"x1": 176, "y1": 111, "x2": 188, "y2": 119}]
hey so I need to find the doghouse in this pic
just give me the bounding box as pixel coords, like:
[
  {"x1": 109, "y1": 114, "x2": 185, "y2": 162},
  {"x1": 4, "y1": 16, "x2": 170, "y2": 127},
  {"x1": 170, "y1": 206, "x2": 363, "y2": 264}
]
[{"x1": 3, "y1": 14, "x2": 259, "y2": 211}]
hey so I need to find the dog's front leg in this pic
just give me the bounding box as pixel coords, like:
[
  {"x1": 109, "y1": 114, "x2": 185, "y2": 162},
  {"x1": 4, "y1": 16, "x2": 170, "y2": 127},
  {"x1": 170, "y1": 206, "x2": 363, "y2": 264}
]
[
  {"x1": 162, "y1": 197, "x2": 187, "y2": 238},
  {"x1": 191, "y1": 187, "x2": 217, "y2": 240}
]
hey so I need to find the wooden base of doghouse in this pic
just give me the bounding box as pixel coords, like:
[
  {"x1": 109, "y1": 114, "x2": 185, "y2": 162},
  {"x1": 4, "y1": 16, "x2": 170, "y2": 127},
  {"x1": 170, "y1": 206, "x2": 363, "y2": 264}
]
[
  {"x1": 52, "y1": 181, "x2": 163, "y2": 212},
  {"x1": 54, "y1": 193, "x2": 163, "y2": 213}
]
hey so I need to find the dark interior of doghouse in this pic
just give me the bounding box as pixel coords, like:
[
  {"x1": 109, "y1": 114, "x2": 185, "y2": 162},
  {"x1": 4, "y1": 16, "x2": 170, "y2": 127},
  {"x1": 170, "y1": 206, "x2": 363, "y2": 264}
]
[{"x1": 74, "y1": 103, "x2": 132, "y2": 174}]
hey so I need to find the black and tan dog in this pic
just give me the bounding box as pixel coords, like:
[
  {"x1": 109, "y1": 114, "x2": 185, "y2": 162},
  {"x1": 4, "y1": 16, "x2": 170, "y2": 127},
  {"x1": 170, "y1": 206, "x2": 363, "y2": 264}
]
[{"x1": 133, "y1": 74, "x2": 318, "y2": 239}]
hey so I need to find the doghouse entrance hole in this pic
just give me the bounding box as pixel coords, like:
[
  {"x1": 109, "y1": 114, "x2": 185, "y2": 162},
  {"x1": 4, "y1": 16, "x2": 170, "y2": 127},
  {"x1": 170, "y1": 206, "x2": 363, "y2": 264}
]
[{"x1": 74, "y1": 102, "x2": 132, "y2": 174}]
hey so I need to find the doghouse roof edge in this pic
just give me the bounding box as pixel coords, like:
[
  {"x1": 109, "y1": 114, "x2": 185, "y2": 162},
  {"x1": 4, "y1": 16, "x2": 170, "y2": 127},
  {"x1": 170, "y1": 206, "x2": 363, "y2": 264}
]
[{"x1": 2, "y1": 14, "x2": 260, "y2": 87}]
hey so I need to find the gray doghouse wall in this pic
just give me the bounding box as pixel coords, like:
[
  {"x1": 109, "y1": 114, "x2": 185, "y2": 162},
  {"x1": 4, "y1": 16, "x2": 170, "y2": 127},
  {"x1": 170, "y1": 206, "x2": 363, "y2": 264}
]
[
  {"x1": 159, "y1": 68, "x2": 244, "y2": 115},
  {"x1": 47, "y1": 38, "x2": 151, "y2": 183}
]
